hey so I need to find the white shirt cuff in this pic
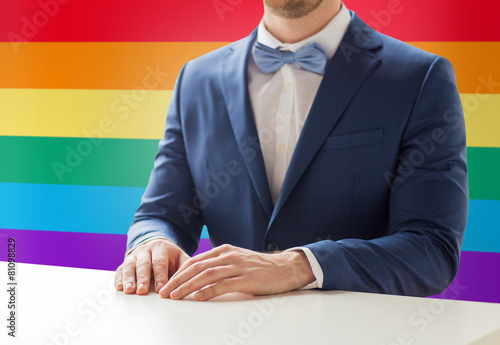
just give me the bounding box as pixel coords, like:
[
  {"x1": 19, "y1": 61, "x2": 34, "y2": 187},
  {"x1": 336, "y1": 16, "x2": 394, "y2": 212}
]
[
  {"x1": 125, "y1": 236, "x2": 173, "y2": 257},
  {"x1": 286, "y1": 246, "x2": 324, "y2": 289}
]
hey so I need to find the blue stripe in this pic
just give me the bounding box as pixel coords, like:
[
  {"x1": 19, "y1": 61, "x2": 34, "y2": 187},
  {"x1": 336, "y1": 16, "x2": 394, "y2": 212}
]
[
  {"x1": 0, "y1": 183, "x2": 497, "y2": 250},
  {"x1": 462, "y1": 199, "x2": 500, "y2": 252},
  {"x1": 0, "y1": 183, "x2": 209, "y2": 238},
  {"x1": 0, "y1": 182, "x2": 142, "y2": 234}
]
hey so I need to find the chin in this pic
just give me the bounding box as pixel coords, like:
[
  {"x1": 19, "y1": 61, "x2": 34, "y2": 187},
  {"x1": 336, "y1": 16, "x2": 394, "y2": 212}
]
[{"x1": 264, "y1": 0, "x2": 325, "y2": 19}]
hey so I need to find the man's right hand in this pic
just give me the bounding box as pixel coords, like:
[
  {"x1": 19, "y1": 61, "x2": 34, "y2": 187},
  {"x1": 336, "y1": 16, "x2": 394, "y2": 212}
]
[{"x1": 114, "y1": 239, "x2": 190, "y2": 295}]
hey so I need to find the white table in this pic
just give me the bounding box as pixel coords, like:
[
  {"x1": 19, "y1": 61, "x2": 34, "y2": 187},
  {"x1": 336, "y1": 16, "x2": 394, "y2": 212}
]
[{"x1": 1, "y1": 262, "x2": 500, "y2": 345}]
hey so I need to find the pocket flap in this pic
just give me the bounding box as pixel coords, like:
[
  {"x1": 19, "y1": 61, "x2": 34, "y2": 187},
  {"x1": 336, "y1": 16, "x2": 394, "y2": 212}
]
[{"x1": 322, "y1": 128, "x2": 383, "y2": 150}]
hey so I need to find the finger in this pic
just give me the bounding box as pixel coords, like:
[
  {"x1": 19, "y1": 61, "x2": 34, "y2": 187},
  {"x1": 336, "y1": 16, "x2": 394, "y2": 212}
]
[
  {"x1": 170, "y1": 252, "x2": 215, "y2": 279},
  {"x1": 161, "y1": 256, "x2": 232, "y2": 298},
  {"x1": 169, "y1": 265, "x2": 238, "y2": 300},
  {"x1": 177, "y1": 251, "x2": 190, "y2": 269},
  {"x1": 171, "y1": 244, "x2": 232, "y2": 280},
  {"x1": 135, "y1": 250, "x2": 152, "y2": 295},
  {"x1": 194, "y1": 277, "x2": 245, "y2": 301},
  {"x1": 166, "y1": 249, "x2": 190, "y2": 282},
  {"x1": 151, "y1": 245, "x2": 169, "y2": 293},
  {"x1": 122, "y1": 255, "x2": 137, "y2": 294},
  {"x1": 114, "y1": 265, "x2": 124, "y2": 291}
]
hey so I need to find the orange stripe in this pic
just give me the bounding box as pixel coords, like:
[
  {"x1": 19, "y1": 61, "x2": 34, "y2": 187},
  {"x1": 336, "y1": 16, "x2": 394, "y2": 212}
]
[
  {"x1": 411, "y1": 42, "x2": 500, "y2": 95},
  {"x1": 0, "y1": 42, "x2": 227, "y2": 90},
  {"x1": 1, "y1": 42, "x2": 499, "y2": 93}
]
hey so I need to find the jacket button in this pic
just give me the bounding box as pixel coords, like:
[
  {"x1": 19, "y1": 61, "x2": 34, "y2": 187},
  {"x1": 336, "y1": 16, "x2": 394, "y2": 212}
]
[{"x1": 266, "y1": 242, "x2": 280, "y2": 252}]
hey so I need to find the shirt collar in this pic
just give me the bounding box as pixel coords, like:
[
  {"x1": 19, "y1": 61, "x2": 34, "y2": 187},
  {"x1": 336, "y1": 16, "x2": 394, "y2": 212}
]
[{"x1": 256, "y1": 2, "x2": 351, "y2": 60}]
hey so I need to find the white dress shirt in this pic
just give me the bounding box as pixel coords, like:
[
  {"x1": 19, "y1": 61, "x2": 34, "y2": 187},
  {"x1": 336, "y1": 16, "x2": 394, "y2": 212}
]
[
  {"x1": 248, "y1": 3, "x2": 351, "y2": 289},
  {"x1": 128, "y1": 3, "x2": 352, "y2": 290}
]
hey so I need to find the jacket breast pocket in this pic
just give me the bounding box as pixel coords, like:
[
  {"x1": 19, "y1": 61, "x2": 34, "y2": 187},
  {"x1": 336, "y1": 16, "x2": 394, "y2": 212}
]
[{"x1": 322, "y1": 128, "x2": 384, "y2": 150}]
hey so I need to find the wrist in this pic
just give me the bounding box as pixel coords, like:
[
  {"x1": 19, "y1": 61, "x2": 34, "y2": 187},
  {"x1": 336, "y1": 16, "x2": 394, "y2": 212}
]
[{"x1": 282, "y1": 250, "x2": 316, "y2": 290}]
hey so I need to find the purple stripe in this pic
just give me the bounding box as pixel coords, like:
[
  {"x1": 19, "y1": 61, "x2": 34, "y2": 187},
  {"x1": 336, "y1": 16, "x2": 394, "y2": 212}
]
[
  {"x1": 431, "y1": 251, "x2": 500, "y2": 303},
  {"x1": 0, "y1": 228, "x2": 127, "y2": 271},
  {"x1": 1, "y1": 229, "x2": 498, "y2": 303},
  {"x1": 194, "y1": 238, "x2": 213, "y2": 256},
  {"x1": 0, "y1": 228, "x2": 213, "y2": 271}
]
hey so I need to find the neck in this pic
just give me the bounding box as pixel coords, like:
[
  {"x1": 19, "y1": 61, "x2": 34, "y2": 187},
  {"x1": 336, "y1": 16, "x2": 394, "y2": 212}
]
[{"x1": 263, "y1": 0, "x2": 341, "y2": 44}]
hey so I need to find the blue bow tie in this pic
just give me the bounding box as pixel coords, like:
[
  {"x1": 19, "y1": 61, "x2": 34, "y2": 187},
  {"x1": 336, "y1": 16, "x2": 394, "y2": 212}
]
[{"x1": 252, "y1": 42, "x2": 328, "y2": 75}]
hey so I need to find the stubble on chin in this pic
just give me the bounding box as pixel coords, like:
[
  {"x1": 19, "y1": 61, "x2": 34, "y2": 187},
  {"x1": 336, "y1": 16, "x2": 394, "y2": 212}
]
[{"x1": 264, "y1": 0, "x2": 324, "y2": 19}]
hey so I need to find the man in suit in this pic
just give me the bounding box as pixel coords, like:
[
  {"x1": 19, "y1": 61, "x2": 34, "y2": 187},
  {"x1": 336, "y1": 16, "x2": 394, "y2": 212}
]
[{"x1": 114, "y1": 0, "x2": 468, "y2": 301}]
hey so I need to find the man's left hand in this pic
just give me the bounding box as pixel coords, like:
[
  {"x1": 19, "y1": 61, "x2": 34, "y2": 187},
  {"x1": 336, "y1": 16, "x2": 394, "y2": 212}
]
[{"x1": 159, "y1": 244, "x2": 315, "y2": 301}]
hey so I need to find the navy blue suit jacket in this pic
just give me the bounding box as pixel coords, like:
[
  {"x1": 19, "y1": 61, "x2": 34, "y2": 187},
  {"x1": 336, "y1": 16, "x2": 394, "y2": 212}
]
[{"x1": 126, "y1": 12, "x2": 468, "y2": 296}]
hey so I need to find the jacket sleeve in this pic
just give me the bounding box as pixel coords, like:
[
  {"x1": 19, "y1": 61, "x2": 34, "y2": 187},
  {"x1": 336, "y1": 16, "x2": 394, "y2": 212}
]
[
  {"x1": 305, "y1": 56, "x2": 469, "y2": 296},
  {"x1": 126, "y1": 63, "x2": 204, "y2": 256}
]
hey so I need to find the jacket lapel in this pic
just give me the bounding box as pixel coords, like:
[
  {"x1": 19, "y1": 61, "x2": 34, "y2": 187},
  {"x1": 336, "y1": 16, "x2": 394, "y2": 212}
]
[
  {"x1": 219, "y1": 29, "x2": 274, "y2": 219},
  {"x1": 269, "y1": 13, "x2": 384, "y2": 226}
]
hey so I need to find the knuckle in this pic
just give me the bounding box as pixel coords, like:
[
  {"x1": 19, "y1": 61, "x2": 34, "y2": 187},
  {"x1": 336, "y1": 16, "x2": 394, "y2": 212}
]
[
  {"x1": 150, "y1": 238, "x2": 166, "y2": 245},
  {"x1": 204, "y1": 286, "x2": 215, "y2": 297},
  {"x1": 184, "y1": 258, "x2": 195, "y2": 267},
  {"x1": 152, "y1": 257, "x2": 167, "y2": 266},
  {"x1": 133, "y1": 244, "x2": 148, "y2": 254},
  {"x1": 211, "y1": 281, "x2": 227, "y2": 296},
  {"x1": 154, "y1": 272, "x2": 167, "y2": 281},
  {"x1": 192, "y1": 262, "x2": 204, "y2": 272},
  {"x1": 168, "y1": 278, "x2": 179, "y2": 288},
  {"x1": 123, "y1": 256, "x2": 137, "y2": 268},
  {"x1": 220, "y1": 244, "x2": 233, "y2": 251},
  {"x1": 218, "y1": 279, "x2": 230, "y2": 289},
  {"x1": 136, "y1": 258, "x2": 151, "y2": 267},
  {"x1": 150, "y1": 239, "x2": 172, "y2": 249},
  {"x1": 182, "y1": 281, "x2": 192, "y2": 291},
  {"x1": 204, "y1": 267, "x2": 217, "y2": 278},
  {"x1": 136, "y1": 273, "x2": 149, "y2": 282},
  {"x1": 226, "y1": 253, "x2": 242, "y2": 263}
]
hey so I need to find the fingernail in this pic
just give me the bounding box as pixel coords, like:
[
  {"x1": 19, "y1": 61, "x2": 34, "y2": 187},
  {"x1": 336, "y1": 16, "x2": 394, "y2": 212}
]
[
  {"x1": 138, "y1": 283, "x2": 145, "y2": 291},
  {"x1": 156, "y1": 282, "x2": 164, "y2": 292},
  {"x1": 125, "y1": 282, "x2": 133, "y2": 291},
  {"x1": 170, "y1": 290, "x2": 179, "y2": 298},
  {"x1": 115, "y1": 281, "x2": 122, "y2": 290},
  {"x1": 195, "y1": 292, "x2": 203, "y2": 300}
]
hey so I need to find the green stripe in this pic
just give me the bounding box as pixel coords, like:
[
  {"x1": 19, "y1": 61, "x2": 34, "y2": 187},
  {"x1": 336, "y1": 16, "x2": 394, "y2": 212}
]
[
  {"x1": 1, "y1": 136, "x2": 499, "y2": 200},
  {"x1": 0, "y1": 136, "x2": 158, "y2": 187},
  {"x1": 467, "y1": 147, "x2": 500, "y2": 200}
]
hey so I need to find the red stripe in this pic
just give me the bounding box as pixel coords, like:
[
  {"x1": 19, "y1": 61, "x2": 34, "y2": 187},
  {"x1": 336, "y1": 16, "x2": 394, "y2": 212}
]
[{"x1": 0, "y1": 0, "x2": 498, "y2": 42}]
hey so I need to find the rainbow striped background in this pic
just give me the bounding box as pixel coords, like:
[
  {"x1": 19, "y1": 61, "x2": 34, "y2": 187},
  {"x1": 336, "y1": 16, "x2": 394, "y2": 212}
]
[{"x1": 0, "y1": 0, "x2": 499, "y2": 303}]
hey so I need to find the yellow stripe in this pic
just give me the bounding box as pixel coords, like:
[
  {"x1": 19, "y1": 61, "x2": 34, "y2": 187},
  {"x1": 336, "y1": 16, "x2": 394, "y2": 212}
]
[
  {"x1": 0, "y1": 88, "x2": 171, "y2": 140},
  {"x1": 462, "y1": 94, "x2": 500, "y2": 148},
  {"x1": 1, "y1": 89, "x2": 498, "y2": 146}
]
